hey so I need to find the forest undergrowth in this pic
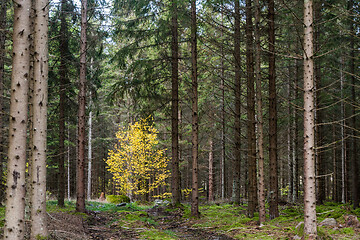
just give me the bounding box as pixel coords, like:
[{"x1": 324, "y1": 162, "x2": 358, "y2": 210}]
[{"x1": 0, "y1": 200, "x2": 359, "y2": 239}]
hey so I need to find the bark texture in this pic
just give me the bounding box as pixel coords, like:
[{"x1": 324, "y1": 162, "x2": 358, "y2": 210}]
[
  {"x1": 76, "y1": 0, "x2": 87, "y2": 213},
  {"x1": 30, "y1": 0, "x2": 49, "y2": 237},
  {"x1": 58, "y1": 0, "x2": 69, "y2": 208},
  {"x1": 208, "y1": 137, "x2": 214, "y2": 202},
  {"x1": 268, "y1": 0, "x2": 279, "y2": 219},
  {"x1": 303, "y1": 0, "x2": 317, "y2": 237},
  {"x1": 254, "y1": 0, "x2": 266, "y2": 224},
  {"x1": 232, "y1": 0, "x2": 241, "y2": 205},
  {"x1": 191, "y1": 0, "x2": 199, "y2": 218},
  {"x1": 349, "y1": 0, "x2": 359, "y2": 209},
  {"x1": 0, "y1": 0, "x2": 6, "y2": 205},
  {"x1": 171, "y1": 0, "x2": 181, "y2": 205},
  {"x1": 4, "y1": 0, "x2": 31, "y2": 238},
  {"x1": 246, "y1": 0, "x2": 257, "y2": 218}
]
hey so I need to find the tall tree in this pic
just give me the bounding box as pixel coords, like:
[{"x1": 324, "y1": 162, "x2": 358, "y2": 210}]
[
  {"x1": 58, "y1": 0, "x2": 70, "y2": 207},
  {"x1": 246, "y1": 0, "x2": 257, "y2": 218},
  {"x1": 191, "y1": 0, "x2": 199, "y2": 218},
  {"x1": 171, "y1": 0, "x2": 181, "y2": 206},
  {"x1": 76, "y1": 0, "x2": 88, "y2": 213},
  {"x1": 232, "y1": 0, "x2": 241, "y2": 205},
  {"x1": 303, "y1": 0, "x2": 317, "y2": 237},
  {"x1": 3, "y1": 0, "x2": 31, "y2": 238},
  {"x1": 30, "y1": 0, "x2": 49, "y2": 237},
  {"x1": 208, "y1": 135, "x2": 214, "y2": 202},
  {"x1": 268, "y1": 0, "x2": 279, "y2": 219},
  {"x1": 87, "y1": 94, "x2": 92, "y2": 200},
  {"x1": 349, "y1": 0, "x2": 359, "y2": 209},
  {"x1": 254, "y1": 0, "x2": 266, "y2": 225},
  {"x1": 314, "y1": 0, "x2": 325, "y2": 205},
  {"x1": 0, "y1": 0, "x2": 6, "y2": 205}
]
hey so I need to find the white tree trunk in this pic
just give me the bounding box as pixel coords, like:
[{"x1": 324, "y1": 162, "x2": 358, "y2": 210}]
[
  {"x1": 303, "y1": 0, "x2": 317, "y2": 238},
  {"x1": 4, "y1": 0, "x2": 31, "y2": 238},
  {"x1": 30, "y1": 0, "x2": 49, "y2": 237}
]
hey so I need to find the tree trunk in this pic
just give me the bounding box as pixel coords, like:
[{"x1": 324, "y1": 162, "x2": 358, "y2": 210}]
[
  {"x1": 171, "y1": 0, "x2": 181, "y2": 205},
  {"x1": 349, "y1": 0, "x2": 359, "y2": 209},
  {"x1": 4, "y1": 0, "x2": 31, "y2": 238},
  {"x1": 0, "y1": 0, "x2": 6, "y2": 205},
  {"x1": 58, "y1": 0, "x2": 68, "y2": 207},
  {"x1": 303, "y1": 0, "x2": 317, "y2": 237},
  {"x1": 232, "y1": 0, "x2": 241, "y2": 205},
  {"x1": 220, "y1": 9, "x2": 226, "y2": 201},
  {"x1": 68, "y1": 121, "x2": 71, "y2": 201},
  {"x1": 208, "y1": 136, "x2": 214, "y2": 202},
  {"x1": 30, "y1": 0, "x2": 49, "y2": 237},
  {"x1": 76, "y1": 0, "x2": 87, "y2": 213},
  {"x1": 293, "y1": 57, "x2": 300, "y2": 203},
  {"x1": 190, "y1": 0, "x2": 199, "y2": 218},
  {"x1": 268, "y1": 0, "x2": 279, "y2": 220},
  {"x1": 340, "y1": 55, "x2": 345, "y2": 204},
  {"x1": 332, "y1": 118, "x2": 337, "y2": 202},
  {"x1": 314, "y1": 0, "x2": 325, "y2": 205},
  {"x1": 87, "y1": 98, "x2": 92, "y2": 200},
  {"x1": 287, "y1": 54, "x2": 293, "y2": 203},
  {"x1": 254, "y1": 0, "x2": 266, "y2": 225},
  {"x1": 245, "y1": 0, "x2": 257, "y2": 218}
]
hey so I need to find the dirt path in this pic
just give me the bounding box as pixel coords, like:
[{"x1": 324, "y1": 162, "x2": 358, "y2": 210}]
[
  {"x1": 47, "y1": 207, "x2": 235, "y2": 240},
  {"x1": 146, "y1": 206, "x2": 235, "y2": 240}
]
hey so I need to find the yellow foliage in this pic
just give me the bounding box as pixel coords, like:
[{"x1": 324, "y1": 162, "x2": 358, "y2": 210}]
[{"x1": 105, "y1": 117, "x2": 170, "y2": 197}]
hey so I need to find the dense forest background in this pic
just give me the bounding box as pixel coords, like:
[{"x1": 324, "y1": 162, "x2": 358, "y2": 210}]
[{"x1": 0, "y1": 0, "x2": 360, "y2": 238}]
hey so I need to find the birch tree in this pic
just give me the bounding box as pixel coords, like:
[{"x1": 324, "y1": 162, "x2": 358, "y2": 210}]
[
  {"x1": 29, "y1": 0, "x2": 49, "y2": 237},
  {"x1": 303, "y1": 0, "x2": 317, "y2": 237},
  {"x1": 3, "y1": 0, "x2": 31, "y2": 238}
]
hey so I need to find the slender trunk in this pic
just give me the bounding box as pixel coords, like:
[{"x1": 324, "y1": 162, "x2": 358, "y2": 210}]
[
  {"x1": 87, "y1": 99, "x2": 92, "y2": 200},
  {"x1": 208, "y1": 136, "x2": 214, "y2": 202},
  {"x1": 220, "y1": 10, "x2": 226, "y2": 201},
  {"x1": 303, "y1": 0, "x2": 317, "y2": 237},
  {"x1": 287, "y1": 58, "x2": 293, "y2": 203},
  {"x1": 58, "y1": 0, "x2": 68, "y2": 207},
  {"x1": 349, "y1": 0, "x2": 359, "y2": 209},
  {"x1": 171, "y1": 0, "x2": 181, "y2": 205},
  {"x1": 332, "y1": 118, "x2": 337, "y2": 201},
  {"x1": 76, "y1": 0, "x2": 87, "y2": 213},
  {"x1": 293, "y1": 57, "x2": 299, "y2": 203},
  {"x1": 246, "y1": 0, "x2": 257, "y2": 218},
  {"x1": 314, "y1": 0, "x2": 325, "y2": 205},
  {"x1": 254, "y1": 0, "x2": 265, "y2": 225},
  {"x1": 68, "y1": 121, "x2": 71, "y2": 201},
  {"x1": 340, "y1": 56, "x2": 345, "y2": 204},
  {"x1": 232, "y1": 0, "x2": 241, "y2": 205},
  {"x1": 190, "y1": 0, "x2": 199, "y2": 217},
  {"x1": 0, "y1": 0, "x2": 6, "y2": 205},
  {"x1": 30, "y1": 0, "x2": 49, "y2": 237},
  {"x1": 268, "y1": 0, "x2": 279, "y2": 219},
  {"x1": 4, "y1": 0, "x2": 31, "y2": 238}
]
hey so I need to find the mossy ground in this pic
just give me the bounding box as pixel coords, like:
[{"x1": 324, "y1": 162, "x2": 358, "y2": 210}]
[{"x1": 0, "y1": 201, "x2": 359, "y2": 239}]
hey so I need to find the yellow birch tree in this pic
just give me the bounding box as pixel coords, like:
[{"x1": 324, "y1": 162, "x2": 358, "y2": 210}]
[{"x1": 105, "y1": 118, "x2": 170, "y2": 198}]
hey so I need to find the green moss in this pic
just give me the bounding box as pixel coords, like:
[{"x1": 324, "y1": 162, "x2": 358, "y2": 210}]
[
  {"x1": 106, "y1": 195, "x2": 130, "y2": 204},
  {"x1": 139, "y1": 229, "x2": 177, "y2": 240}
]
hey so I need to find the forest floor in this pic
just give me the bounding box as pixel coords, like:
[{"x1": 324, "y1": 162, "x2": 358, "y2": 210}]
[{"x1": 1, "y1": 200, "x2": 360, "y2": 239}]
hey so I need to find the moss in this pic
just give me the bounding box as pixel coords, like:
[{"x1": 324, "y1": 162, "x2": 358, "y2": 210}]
[
  {"x1": 139, "y1": 229, "x2": 176, "y2": 240},
  {"x1": 106, "y1": 195, "x2": 130, "y2": 204}
]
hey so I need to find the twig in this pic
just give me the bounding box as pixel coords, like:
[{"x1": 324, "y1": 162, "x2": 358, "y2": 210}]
[{"x1": 317, "y1": 210, "x2": 335, "y2": 215}]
